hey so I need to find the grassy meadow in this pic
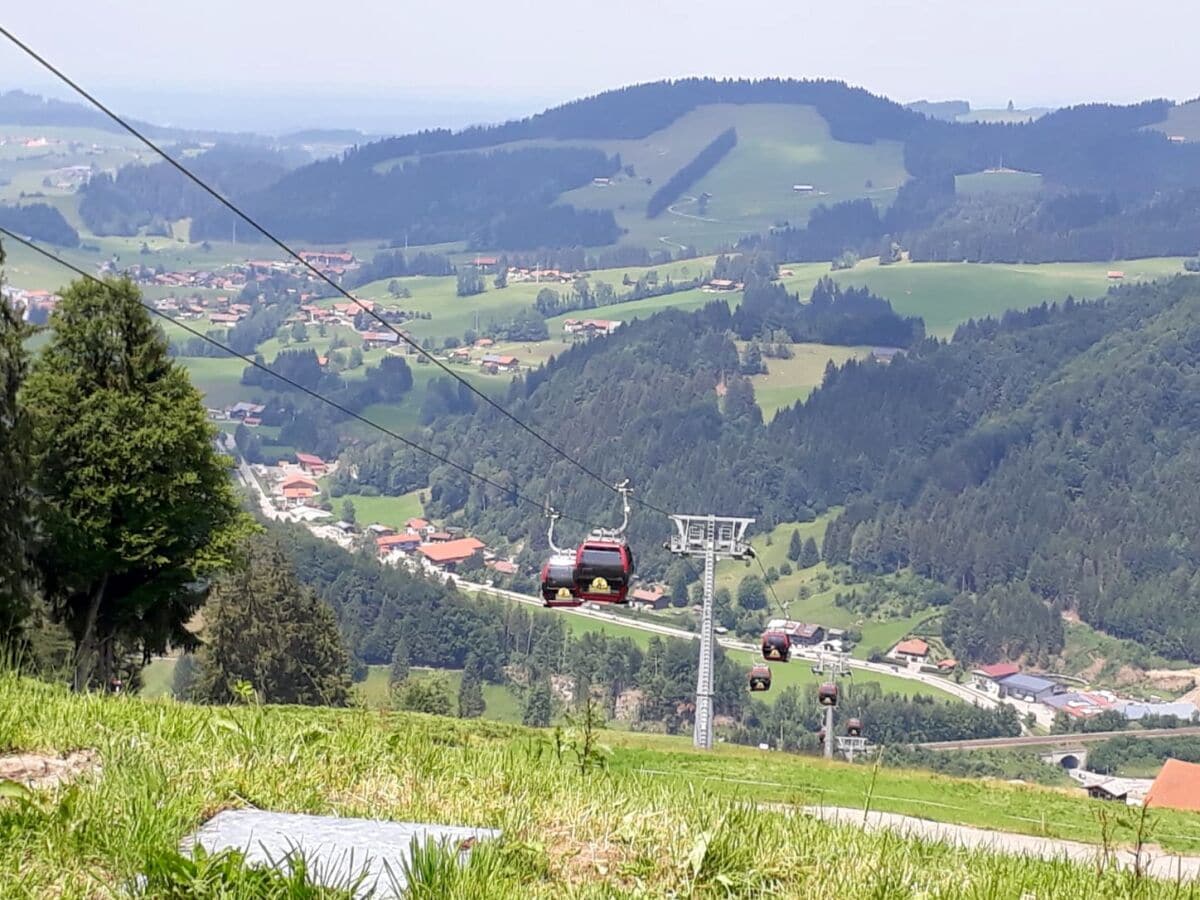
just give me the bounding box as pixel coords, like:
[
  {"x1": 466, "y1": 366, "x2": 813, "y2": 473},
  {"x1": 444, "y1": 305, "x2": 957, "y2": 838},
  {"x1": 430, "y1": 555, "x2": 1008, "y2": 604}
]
[{"x1": 3, "y1": 673, "x2": 1200, "y2": 896}]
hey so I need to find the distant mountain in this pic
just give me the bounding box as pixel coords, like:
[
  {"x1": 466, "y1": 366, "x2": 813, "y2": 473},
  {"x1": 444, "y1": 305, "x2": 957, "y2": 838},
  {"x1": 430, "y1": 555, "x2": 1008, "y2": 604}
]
[{"x1": 905, "y1": 99, "x2": 971, "y2": 121}]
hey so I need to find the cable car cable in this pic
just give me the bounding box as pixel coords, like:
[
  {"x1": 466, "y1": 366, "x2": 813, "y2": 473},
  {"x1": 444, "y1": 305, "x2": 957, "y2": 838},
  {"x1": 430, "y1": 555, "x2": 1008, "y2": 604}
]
[
  {"x1": 0, "y1": 24, "x2": 641, "y2": 509},
  {"x1": 0, "y1": 227, "x2": 609, "y2": 531},
  {"x1": 753, "y1": 554, "x2": 791, "y2": 619}
]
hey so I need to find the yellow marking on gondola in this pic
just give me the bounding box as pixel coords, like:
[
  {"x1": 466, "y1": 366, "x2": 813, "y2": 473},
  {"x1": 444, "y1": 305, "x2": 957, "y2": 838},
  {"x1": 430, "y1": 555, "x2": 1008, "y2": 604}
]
[
  {"x1": 589, "y1": 577, "x2": 612, "y2": 593},
  {"x1": 556, "y1": 587, "x2": 572, "y2": 600}
]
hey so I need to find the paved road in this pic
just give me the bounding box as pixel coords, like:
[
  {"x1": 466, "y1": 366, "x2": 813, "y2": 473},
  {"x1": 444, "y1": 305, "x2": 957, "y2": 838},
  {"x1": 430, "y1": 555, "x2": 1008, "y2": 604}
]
[
  {"x1": 804, "y1": 805, "x2": 1200, "y2": 881},
  {"x1": 229, "y1": 445, "x2": 998, "y2": 711},
  {"x1": 921, "y1": 725, "x2": 1200, "y2": 751},
  {"x1": 456, "y1": 581, "x2": 985, "y2": 706}
]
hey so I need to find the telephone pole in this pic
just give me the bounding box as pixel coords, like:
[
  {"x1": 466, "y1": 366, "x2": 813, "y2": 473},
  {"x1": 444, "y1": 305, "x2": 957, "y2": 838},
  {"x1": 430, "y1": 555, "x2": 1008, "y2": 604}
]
[{"x1": 668, "y1": 514, "x2": 754, "y2": 750}]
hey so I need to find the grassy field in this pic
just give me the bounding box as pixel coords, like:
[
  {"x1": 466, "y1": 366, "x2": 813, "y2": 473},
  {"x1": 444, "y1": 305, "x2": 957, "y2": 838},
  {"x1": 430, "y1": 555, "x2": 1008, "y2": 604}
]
[
  {"x1": 1147, "y1": 99, "x2": 1200, "y2": 142},
  {"x1": 713, "y1": 516, "x2": 939, "y2": 661},
  {"x1": 741, "y1": 341, "x2": 872, "y2": 419},
  {"x1": 555, "y1": 103, "x2": 908, "y2": 252},
  {"x1": 333, "y1": 490, "x2": 423, "y2": 530},
  {"x1": 822, "y1": 257, "x2": 1190, "y2": 337},
  {"x1": 356, "y1": 665, "x2": 524, "y2": 723},
  {"x1": 3, "y1": 672, "x2": 1199, "y2": 896},
  {"x1": 954, "y1": 169, "x2": 1045, "y2": 195}
]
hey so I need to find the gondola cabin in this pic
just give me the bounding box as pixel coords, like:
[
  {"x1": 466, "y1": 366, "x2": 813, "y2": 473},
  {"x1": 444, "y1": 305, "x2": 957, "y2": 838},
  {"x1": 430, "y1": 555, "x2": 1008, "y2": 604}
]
[
  {"x1": 761, "y1": 630, "x2": 790, "y2": 662},
  {"x1": 846, "y1": 717, "x2": 863, "y2": 737},
  {"x1": 818, "y1": 682, "x2": 838, "y2": 707},
  {"x1": 574, "y1": 539, "x2": 633, "y2": 603},
  {"x1": 748, "y1": 664, "x2": 772, "y2": 692},
  {"x1": 541, "y1": 554, "x2": 582, "y2": 608}
]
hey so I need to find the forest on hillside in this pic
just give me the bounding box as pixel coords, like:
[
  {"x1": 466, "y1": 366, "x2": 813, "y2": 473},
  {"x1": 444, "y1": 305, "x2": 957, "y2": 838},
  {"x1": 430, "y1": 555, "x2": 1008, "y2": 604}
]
[{"x1": 333, "y1": 274, "x2": 1200, "y2": 666}]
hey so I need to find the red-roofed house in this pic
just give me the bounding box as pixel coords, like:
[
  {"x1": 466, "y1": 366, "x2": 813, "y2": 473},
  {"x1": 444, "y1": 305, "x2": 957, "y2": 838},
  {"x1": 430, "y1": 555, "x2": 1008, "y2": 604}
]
[
  {"x1": 280, "y1": 474, "x2": 319, "y2": 492},
  {"x1": 890, "y1": 638, "x2": 929, "y2": 663},
  {"x1": 406, "y1": 517, "x2": 430, "y2": 532},
  {"x1": 486, "y1": 559, "x2": 519, "y2": 576},
  {"x1": 936, "y1": 658, "x2": 959, "y2": 672},
  {"x1": 376, "y1": 533, "x2": 421, "y2": 555},
  {"x1": 282, "y1": 486, "x2": 316, "y2": 506},
  {"x1": 418, "y1": 537, "x2": 486, "y2": 569},
  {"x1": 630, "y1": 587, "x2": 669, "y2": 611},
  {"x1": 1145, "y1": 759, "x2": 1200, "y2": 813},
  {"x1": 295, "y1": 453, "x2": 327, "y2": 475},
  {"x1": 971, "y1": 663, "x2": 1021, "y2": 695}
]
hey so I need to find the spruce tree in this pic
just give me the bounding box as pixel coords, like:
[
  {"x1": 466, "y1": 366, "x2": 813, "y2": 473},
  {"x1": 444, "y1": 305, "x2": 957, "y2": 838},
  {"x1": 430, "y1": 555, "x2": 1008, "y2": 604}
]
[
  {"x1": 389, "y1": 635, "x2": 411, "y2": 685},
  {"x1": 523, "y1": 678, "x2": 553, "y2": 727},
  {"x1": 800, "y1": 537, "x2": 821, "y2": 568},
  {"x1": 0, "y1": 250, "x2": 33, "y2": 642},
  {"x1": 457, "y1": 654, "x2": 485, "y2": 718},
  {"x1": 197, "y1": 535, "x2": 351, "y2": 706},
  {"x1": 23, "y1": 277, "x2": 245, "y2": 690},
  {"x1": 787, "y1": 529, "x2": 802, "y2": 562}
]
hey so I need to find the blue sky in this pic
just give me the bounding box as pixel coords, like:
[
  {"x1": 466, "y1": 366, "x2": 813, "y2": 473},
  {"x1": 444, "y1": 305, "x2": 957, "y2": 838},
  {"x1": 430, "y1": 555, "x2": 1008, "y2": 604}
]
[{"x1": 1, "y1": 0, "x2": 1196, "y2": 133}]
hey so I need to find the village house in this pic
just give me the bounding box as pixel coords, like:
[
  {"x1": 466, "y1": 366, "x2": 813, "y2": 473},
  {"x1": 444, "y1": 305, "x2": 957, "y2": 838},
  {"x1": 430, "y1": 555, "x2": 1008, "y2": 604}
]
[
  {"x1": 563, "y1": 319, "x2": 622, "y2": 338},
  {"x1": 361, "y1": 330, "x2": 400, "y2": 349},
  {"x1": 227, "y1": 401, "x2": 265, "y2": 420},
  {"x1": 480, "y1": 354, "x2": 519, "y2": 373},
  {"x1": 417, "y1": 537, "x2": 486, "y2": 570},
  {"x1": 766, "y1": 620, "x2": 826, "y2": 647},
  {"x1": 970, "y1": 662, "x2": 1020, "y2": 695},
  {"x1": 1145, "y1": 759, "x2": 1200, "y2": 813},
  {"x1": 406, "y1": 517, "x2": 433, "y2": 537},
  {"x1": 702, "y1": 279, "x2": 742, "y2": 293},
  {"x1": 449, "y1": 348, "x2": 472, "y2": 362},
  {"x1": 473, "y1": 338, "x2": 495, "y2": 348},
  {"x1": 376, "y1": 533, "x2": 421, "y2": 556},
  {"x1": 486, "y1": 559, "x2": 519, "y2": 576},
  {"x1": 889, "y1": 638, "x2": 930, "y2": 663},
  {"x1": 366, "y1": 523, "x2": 396, "y2": 537},
  {"x1": 295, "y1": 452, "x2": 328, "y2": 476},
  {"x1": 1043, "y1": 690, "x2": 1120, "y2": 721},
  {"x1": 629, "y1": 586, "x2": 669, "y2": 611},
  {"x1": 997, "y1": 673, "x2": 1061, "y2": 703}
]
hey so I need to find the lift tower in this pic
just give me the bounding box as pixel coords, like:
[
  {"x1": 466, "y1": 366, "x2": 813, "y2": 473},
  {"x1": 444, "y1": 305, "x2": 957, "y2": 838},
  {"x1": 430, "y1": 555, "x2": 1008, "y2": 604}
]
[{"x1": 668, "y1": 515, "x2": 755, "y2": 750}]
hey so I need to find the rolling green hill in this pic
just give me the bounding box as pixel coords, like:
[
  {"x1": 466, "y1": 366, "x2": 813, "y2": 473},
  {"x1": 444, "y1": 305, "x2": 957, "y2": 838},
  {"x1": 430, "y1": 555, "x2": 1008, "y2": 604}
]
[{"x1": 3, "y1": 672, "x2": 1199, "y2": 896}]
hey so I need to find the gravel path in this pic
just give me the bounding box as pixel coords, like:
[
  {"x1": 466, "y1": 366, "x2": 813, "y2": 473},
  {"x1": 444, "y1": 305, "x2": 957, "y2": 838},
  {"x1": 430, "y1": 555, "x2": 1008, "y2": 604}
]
[{"x1": 805, "y1": 805, "x2": 1200, "y2": 881}]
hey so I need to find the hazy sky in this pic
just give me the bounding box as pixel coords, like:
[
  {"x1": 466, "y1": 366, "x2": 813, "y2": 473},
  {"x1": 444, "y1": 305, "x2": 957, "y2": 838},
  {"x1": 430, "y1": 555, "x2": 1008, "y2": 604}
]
[{"x1": 2, "y1": 1, "x2": 1197, "y2": 133}]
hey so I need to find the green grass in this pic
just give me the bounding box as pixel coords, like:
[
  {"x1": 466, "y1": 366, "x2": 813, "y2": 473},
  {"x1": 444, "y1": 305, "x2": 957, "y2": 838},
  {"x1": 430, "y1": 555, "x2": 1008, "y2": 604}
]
[
  {"x1": 954, "y1": 169, "x2": 1044, "y2": 195},
  {"x1": 139, "y1": 658, "x2": 177, "y2": 700},
  {"x1": 4, "y1": 672, "x2": 1200, "y2": 896},
  {"x1": 333, "y1": 491, "x2": 423, "y2": 530},
  {"x1": 741, "y1": 341, "x2": 871, "y2": 419},
  {"x1": 174, "y1": 356, "x2": 249, "y2": 407},
  {"x1": 816, "y1": 257, "x2": 1190, "y2": 337},
  {"x1": 1147, "y1": 100, "x2": 1200, "y2": 142},
  {"x1": 714, "y1": 515, "x2": 940, "y2": 662},
  {"x1": 356, "y1": 666, "x2": 524, "y2": 724}
]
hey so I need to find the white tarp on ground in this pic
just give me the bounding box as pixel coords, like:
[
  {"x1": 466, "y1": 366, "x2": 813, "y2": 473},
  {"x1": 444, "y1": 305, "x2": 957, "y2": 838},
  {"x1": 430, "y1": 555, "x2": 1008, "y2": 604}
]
[{"x1": 183, "y1": 810, "x2": 500, "y2": 898}]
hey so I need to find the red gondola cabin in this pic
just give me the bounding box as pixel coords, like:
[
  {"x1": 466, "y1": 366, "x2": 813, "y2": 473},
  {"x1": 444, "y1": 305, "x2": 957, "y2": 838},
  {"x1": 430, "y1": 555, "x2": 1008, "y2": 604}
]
[
  {"x1": 541, "y1": 554, "x2": 582, "y2": 608},
  {"x1": 818, "y1": 682, "x2": 838, "y2": 706},
  {"x1": 749, "y1": 664, "x2": 772, "y2": 692},
  {"x1": 574, "y1": 539, "x2": 633, "y2": 603},
  {"x1": 846, "y1": 717, "x2": 863, "y2": 737},
  {"x1": 761, "y1": 630, "x2": 790, "y2": 662}
]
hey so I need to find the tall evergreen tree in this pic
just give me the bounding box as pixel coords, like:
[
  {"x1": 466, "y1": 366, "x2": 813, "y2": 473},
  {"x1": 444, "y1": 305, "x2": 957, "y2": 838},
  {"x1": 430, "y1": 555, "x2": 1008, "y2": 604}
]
[
  {"x1": 389, "y1": 634, "x2": 411, "y2": 685},
  {"x1": 523, "y1": 678, "x2": 553, "y2": 727},
  {"x1": 0, "y1": 245, "x2": 34, "y2": 642},
  {"x1": 800, "y1": 537, "x2": 821, "y2": 568},
  {"x1": 23, "y1": 277, "x2": 245, "y2": 690},
  {"x1": 787, "y1": 529, "x2": 803, "y2": 562},
  {"x1": 457, "y1": 654, "x2": 485, "y2": 718},
  {"x1": 196, "y1": 535, "x2": 351, "y2": 706}
]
